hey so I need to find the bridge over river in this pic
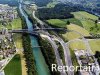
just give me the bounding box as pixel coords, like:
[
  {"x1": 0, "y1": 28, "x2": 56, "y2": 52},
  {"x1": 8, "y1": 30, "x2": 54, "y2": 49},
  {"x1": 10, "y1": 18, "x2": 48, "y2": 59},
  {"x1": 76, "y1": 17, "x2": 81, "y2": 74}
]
[{"x1": 0, "y1": 28, "x2": 64, "y2": 36}]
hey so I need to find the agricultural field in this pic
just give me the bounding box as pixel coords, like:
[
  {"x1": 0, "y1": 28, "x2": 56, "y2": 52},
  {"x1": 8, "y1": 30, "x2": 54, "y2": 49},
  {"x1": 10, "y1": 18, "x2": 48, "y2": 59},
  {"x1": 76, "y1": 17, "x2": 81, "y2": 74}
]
[
  {"x1": 69, "y1": 40, "x2": 86, "y2": 50},
  {"x1": 4, "y1": 54, "x2": 22, "y2": 75},
  {"x1": 62, "y1": 18, "x2": 83, "y2": 27},
  {"x1": 71, "y1": 11, "x2": 100, "y2": 34},
  {"x1": 11, "y1": 18, "x2": 22, "y2": 29},
  {"x1": 81, "y1": 20, "x2": 95, "y2": 31},
  {"x1": 81, "y1": 20, "x2": 100, "y2": 33},
  {"x1": 67, "y1": 24, "x2": 90, "y2": 36},
  {"x1": 62, "y1": 24, "x2": 90, "y2": 41},
  {"x1": 71, "y1": 11, "x2": 98, "y2": 20},
  {"x1": 46, "y1": 19, "x2": 67, "y2": 27},
  {"x1": 69, "y1": 39, "x2": 100, "y2": 54},
  {"x1": 89, "y1": 40, "x2": 100, "y2": 53},
  {"x1": 62, "y1": 32, "x2": 81, "y2": 41}
]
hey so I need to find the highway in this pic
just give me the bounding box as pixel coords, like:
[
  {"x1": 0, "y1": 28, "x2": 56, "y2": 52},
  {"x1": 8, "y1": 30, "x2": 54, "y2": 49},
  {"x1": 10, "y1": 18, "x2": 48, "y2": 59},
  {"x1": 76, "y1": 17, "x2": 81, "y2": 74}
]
[
  {"x1": 54, "y1": 37, "x2": 74, "y2": 75},
  {"x1": 40, "y1": 34, "x2": 67, "y2": 75}
]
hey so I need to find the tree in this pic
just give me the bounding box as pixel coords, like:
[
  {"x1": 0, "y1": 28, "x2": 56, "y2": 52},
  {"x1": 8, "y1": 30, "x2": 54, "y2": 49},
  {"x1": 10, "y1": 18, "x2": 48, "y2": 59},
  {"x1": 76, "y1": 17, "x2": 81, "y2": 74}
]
[
  {"x1": 95, "y1": 51, "x2": 100, "y2": 58},
  {"x1": 99, "y1": 17, "x2": 100, "y2": 20},
  {"x1": 95, "y1": 20, "x2": 98, "y2": 24},
  {"x1": 67, "y1": 21, "x2": 70, "y2": 25},
  {"x1": 95, "y1": 51, "x2": 100, "y2": 65}
]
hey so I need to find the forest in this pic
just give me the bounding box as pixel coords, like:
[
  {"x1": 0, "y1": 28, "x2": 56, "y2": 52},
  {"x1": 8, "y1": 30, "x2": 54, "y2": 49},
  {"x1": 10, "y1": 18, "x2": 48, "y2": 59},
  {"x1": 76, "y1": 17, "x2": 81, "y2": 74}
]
[{"x1": 36, "y1": 3, "x2": 83, "y2": 20}]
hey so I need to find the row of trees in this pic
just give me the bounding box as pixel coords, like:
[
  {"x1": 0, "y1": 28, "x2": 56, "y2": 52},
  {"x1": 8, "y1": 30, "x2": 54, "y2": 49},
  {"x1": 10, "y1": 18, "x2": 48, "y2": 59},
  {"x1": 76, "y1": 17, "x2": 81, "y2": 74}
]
[
  {"x1": 22, "y1": 34, "x2": 38, "y2": 75},
  {"x1": 56, "y1": 41, "x2": 65, "y2": 65},
  {"x1": 70, "y1": 48, "x2": 79, "y2": 75},
  {"x1": 38, "y1": 37, "x2": 60, "y2": 75}
]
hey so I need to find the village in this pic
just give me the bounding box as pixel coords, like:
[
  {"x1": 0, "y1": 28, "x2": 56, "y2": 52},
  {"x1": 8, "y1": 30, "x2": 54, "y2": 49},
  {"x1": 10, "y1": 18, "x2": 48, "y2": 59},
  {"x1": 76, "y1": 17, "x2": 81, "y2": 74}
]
[
  {"x1": 0, "y1": 4, "x2": 18, "y2": 75},
  {"x1": 0, "y1": 4, "x2": 18, "y2": 25}
]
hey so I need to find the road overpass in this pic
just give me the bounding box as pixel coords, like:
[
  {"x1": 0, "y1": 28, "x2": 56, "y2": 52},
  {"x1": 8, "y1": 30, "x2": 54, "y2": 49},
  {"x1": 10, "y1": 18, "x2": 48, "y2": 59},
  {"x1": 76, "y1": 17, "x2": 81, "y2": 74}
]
[{"x1": 0, "y1": 28, "x2": 64, "y2": 36}]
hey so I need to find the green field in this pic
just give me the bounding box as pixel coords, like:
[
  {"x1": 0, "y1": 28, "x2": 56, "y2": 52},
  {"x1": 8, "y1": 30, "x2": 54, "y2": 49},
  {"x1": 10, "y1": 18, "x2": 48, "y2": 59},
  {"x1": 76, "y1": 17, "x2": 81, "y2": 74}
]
[
  {"x1": 46, "y1": 19, "x2": 67, "y2": 27},
  {"x1": 69, "y1": 40, "x2": 86, "y2": 50},
  {"x1": 62, "y1": 18, "x2": 83, "y2": 27},
  {"x1": 67, "y1": 24, "x2": 90, "y2": 36},
  {"x1": 62, "y1": 24, "x2": 90, "y2": 41},
  {"x1": 11, "y1": 18, "x2": 22, "y2": 29},
  {"x1": 69, "y1": 39, "x2": 100, "y2": 53},
  {"x1": 89, "y1": 40, "x2": 100, "y2": 53},
  {"x1": 4, "y1": 54, "x2": 22, "y2": 75},
  {"x1": 71, "y1": 11, "x2": 98, "y2": 20},
  {"x1": 62, "y1": 32, "x2": 81, "y2": 41},
  {"x1": 71, "y1": 11, "x2": 100, "y2": 34},
  {"x1": 81, "y1": 20, "x2": 95, "y2": 31}
]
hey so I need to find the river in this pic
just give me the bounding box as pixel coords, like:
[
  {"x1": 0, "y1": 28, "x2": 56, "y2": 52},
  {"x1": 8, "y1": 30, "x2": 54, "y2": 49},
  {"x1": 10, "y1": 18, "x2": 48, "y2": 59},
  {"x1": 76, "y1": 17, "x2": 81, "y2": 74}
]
[{"x1": 19, "y1": 1, "x2": 50, "y2": 75}]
